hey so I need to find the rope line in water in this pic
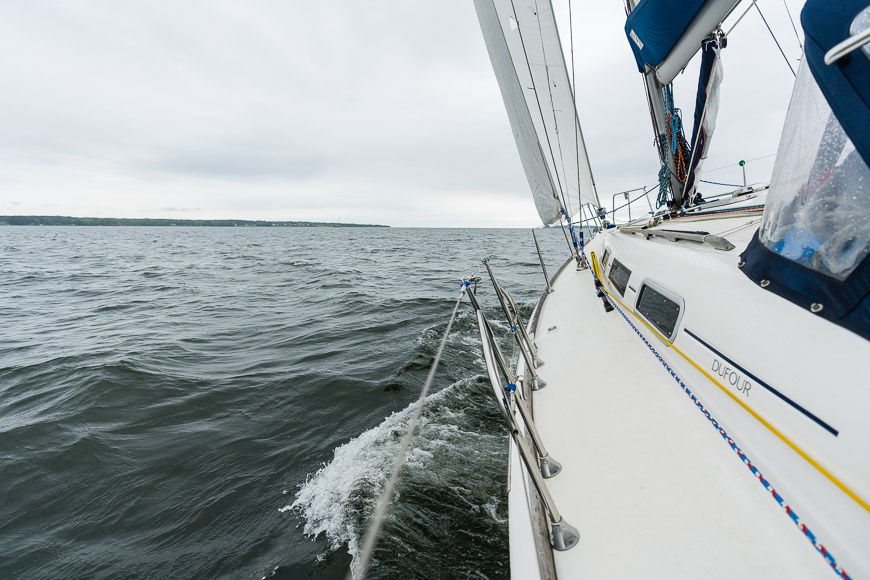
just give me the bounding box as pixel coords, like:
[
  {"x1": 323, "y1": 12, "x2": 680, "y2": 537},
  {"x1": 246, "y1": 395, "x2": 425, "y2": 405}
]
[{"x1": 353, "y1": 285, "x2": 467, "y2": 580}]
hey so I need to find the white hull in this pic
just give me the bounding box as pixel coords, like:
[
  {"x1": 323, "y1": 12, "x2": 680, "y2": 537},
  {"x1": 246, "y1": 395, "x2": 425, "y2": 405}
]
[{"x1": 506, "y1": 195, "x2": 870, "y2": 578}]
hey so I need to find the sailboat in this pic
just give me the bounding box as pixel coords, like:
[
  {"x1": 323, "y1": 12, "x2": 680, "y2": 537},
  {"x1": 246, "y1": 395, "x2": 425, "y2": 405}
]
[{"x1": 464, "y1": 0, "x2": 870, "y2": 577}]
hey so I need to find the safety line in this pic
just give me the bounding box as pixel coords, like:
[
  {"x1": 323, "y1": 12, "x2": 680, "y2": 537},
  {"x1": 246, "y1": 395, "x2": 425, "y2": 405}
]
[
  {"x1": 602, "y1": 292, "x2": 850, "y2": 579},
  {"x1": 699, "y1": 178, "x2": 743, "y2": 187}
]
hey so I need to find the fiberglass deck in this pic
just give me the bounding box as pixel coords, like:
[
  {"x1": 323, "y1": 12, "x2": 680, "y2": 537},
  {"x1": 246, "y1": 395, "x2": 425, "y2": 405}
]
[{"x1": 510, "y1": 262, "x2": 835, "y2": 578}]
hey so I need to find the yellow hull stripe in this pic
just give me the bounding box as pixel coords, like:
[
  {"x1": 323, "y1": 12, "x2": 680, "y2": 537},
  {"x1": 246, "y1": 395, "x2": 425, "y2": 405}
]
[{"x1": 601, "y1": 284, "x2": 870, "y2": 514}]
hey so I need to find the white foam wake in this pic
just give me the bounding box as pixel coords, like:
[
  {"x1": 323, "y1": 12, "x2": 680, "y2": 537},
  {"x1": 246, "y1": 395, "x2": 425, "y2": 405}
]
[{"x1": 282, "y1": 377, "x2": 483, "y2": 570}]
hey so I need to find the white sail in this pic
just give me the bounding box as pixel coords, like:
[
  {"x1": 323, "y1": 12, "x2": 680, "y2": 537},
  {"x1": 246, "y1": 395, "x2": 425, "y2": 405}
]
[{"x1": 474, "y1": 0, "x2": 598, "y2": 225}]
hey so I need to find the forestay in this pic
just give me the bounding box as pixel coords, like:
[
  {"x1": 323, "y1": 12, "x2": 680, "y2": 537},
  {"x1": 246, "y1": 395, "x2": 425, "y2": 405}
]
[{"x1": 473, "y1": 0, "x2": 598, "y2": 225}]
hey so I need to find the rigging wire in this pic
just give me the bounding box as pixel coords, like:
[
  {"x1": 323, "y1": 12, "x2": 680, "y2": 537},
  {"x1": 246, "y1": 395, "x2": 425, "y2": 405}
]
[
  {"x1": 781, "y1": 0, "x2": 803, "y2": 50},
  {"x1": 704, "y1": 153, "x2": 776, "y2": 174},
  {"x1": 700, "y1": 179, "x2": 744, "y2": 187},
  {"x1": 506, "y1": 0, "x2": 571, "y2": 214},
  {"x1": 532, "y1": 0, "x2": 572, "y2": 215},
  {"x1": 755, "y1": 3, "x2": 796, "y2": 77},
  {"x1": 352, "y1": 288, "x2": 467, "y2": 580},
  {"x1": 568, "y1": 0, "x2": 582, "y2": 216},
  {"x1": 559, "y1": 215, "x2": 577, "y2": 257}
]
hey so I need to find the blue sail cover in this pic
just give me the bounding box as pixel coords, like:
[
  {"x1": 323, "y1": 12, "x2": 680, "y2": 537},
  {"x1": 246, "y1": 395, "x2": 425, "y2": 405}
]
[
  {"x1": 802, "y1": 0, "x2": 870, "y2": 168},
  {"x1": 625, "y1": 0, "x2": 707, "y2": 72}
]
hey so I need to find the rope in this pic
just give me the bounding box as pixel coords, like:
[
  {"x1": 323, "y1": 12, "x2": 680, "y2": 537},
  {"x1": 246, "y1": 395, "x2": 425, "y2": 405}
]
[
  {"x1": 582, "y1": 252, "x2": 850, "y2": 578},
  {"x1": 533, "y1": 0, "x2": 571, "y2": 213},
  {"x1": 657, "y1": 85, "x2": 691, "y2": 208},
  {"x1": 724, "y1": 0, "x2": 758, "y2": 38},
  {"x1": 602, "y1": 291, "x2": 850, "y2": 579},
  {"x1": 562, "y1": 207, "x2": 588, "y2": 255},
  {"x1": 756, "y1": 3, "x2": 796, "y2": 77},
  {"x1": 558, "y1": 215, "x2": 577, "y2": 257},
  {"x1": 658, "y1": 166, "x2": 672, "y2": 208},
  {"x1": 352, "y1": 285, "x2": 467, "y2": 580}
]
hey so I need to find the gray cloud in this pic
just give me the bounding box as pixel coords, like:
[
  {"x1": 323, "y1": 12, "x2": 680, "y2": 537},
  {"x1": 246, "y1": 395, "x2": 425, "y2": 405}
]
[{"x1": 0, "y1": 0, "x2": 807, "y2": 226}]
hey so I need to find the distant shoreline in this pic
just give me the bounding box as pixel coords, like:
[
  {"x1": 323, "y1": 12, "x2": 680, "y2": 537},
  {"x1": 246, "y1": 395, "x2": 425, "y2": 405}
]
[{"x1": 0, "y1": 216, "x2": 388, "y2": 228}]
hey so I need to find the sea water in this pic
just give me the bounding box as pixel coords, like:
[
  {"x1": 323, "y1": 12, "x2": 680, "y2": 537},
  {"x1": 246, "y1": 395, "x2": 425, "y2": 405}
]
[{"x1": 0, "y1": 226, "x2": 571, "y2": 578}]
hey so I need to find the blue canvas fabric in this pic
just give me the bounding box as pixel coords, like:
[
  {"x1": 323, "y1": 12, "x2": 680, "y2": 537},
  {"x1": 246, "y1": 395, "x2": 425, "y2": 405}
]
[
  {"x1": 738, "y1": 1, "x2": 870, "y2": 342},
  {"x1": 625, "y1": 0, "x2": 707, "y2": 71},
  {"x1": 802, "y1": 0, "x2": 870, "y2": 167},
  {"x1": 741, "y1": 232, "x2": 870, "y2": 341},
  {"x1": 683, "y1": 38, "x2": 721, "y2": 196}
]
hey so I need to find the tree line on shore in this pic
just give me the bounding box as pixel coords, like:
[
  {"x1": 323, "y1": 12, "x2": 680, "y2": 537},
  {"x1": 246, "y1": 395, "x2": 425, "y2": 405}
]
[{"x1": 0, "y1": 216, "x2": 387, "y2": 227}]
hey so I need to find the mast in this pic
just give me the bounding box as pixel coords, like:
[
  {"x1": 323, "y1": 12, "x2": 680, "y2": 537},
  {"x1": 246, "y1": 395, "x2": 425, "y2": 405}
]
[
  {"x1": 624, "y1": 0, "x2": 741, "y2": 208},
  {"x1": 625, "y1": 0, "x2": 685, "y2": 206}
]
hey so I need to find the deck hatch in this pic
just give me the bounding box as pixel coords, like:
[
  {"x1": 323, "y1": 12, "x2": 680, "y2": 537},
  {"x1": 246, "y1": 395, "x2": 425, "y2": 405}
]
[
  {"x1": 608, "y1": 258, "x2": 631, "y2": 296},
  {"x1": 636, "y1": 281, "x2": 684, "y2": 341}
]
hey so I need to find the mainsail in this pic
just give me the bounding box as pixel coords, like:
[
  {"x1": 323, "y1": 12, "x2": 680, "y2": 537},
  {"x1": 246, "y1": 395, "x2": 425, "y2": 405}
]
[{"x1": 473, "y1": 0, "x2": 599, "y2": 226}]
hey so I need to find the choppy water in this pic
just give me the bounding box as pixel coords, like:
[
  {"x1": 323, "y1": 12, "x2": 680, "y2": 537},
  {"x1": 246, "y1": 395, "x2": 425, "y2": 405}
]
[{"x1": 0, "y1": 226, "x2": 571, "y2": 579}]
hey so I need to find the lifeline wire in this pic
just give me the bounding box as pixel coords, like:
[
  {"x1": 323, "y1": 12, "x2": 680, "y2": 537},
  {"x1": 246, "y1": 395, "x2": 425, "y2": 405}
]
[
  {"x1": 352, "y1": 286, "x2": 467, "y2": 580},
  {"x1": 705, "y1": 153, "x2": 776, "y2": 175}
]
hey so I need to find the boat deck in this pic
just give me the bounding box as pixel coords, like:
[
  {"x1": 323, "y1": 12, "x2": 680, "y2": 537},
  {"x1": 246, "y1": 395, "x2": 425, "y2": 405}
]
[{"x1": 509, "y1": 261, "x2": 834, "y2": 578}]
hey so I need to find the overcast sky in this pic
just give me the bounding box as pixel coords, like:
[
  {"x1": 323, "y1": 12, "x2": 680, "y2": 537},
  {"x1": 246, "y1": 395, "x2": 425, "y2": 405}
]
[{"x1": 0, "y1": 0, "x2": 806, "y2": 227}]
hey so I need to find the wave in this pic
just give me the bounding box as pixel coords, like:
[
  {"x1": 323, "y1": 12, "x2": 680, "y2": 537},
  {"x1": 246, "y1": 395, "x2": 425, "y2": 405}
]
[{"x1": 284, "y1": 375, "x2": 508, "y2": 577}]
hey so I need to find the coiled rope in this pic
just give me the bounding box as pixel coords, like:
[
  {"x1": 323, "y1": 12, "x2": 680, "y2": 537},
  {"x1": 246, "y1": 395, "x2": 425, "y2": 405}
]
[
  {"x1": 352, "y1": 284, "x2": 467, "y2": 579},
  {"x1": 658, "y1": 86, "x2": 691, "y2": 208}
]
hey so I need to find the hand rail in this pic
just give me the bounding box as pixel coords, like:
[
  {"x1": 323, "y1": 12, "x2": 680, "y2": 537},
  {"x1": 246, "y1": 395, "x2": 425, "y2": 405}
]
[
  {"x1": 468, "y1": 285, "x2": 579, "y2": 551},
  {"x1": 611, "y1": 187, "x2": 654, "y2": 225},
  {"x1": 824, "y1": 26, "x2": 870, "y2": 65},
  {"x1": 483, "y1": 260, "x2": 546, "y2": 387},
  {"x1": 496, "y1": 280, "x2": 543, "y2": 366},
  {"x1": 466, "y1": 285, "x2": 559, "y2": 476},
  {"x1": 619, "y1": 225, "x2": 736, "y2": 251}
]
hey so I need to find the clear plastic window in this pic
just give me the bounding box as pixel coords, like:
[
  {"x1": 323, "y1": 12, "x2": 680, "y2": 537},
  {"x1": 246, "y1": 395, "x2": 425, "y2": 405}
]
[{"x1": 759, "y1": 58, "x2": 870, "y2": 281}]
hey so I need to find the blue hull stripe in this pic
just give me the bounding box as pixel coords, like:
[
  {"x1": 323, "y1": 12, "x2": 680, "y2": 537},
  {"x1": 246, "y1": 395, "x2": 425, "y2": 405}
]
[{"x1": 684, "y1": 329, "x2": 838, "y2": 436}]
